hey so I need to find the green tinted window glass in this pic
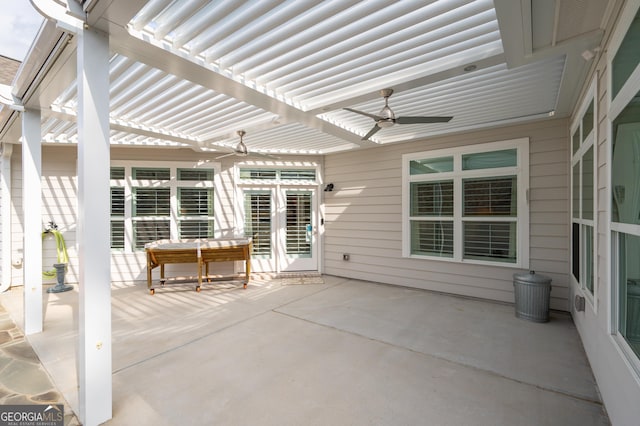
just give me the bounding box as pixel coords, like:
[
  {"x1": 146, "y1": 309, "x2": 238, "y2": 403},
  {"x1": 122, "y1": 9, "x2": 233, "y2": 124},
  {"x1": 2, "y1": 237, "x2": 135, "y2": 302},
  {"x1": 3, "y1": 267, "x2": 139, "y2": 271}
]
[
  {"x1": 582, "y1": 146, "x2": 594, "y2": 220},
  {"x1": 462, "y1": 149, "x2": 517, "y2": 170},
  {"x1": 618, "y1": 232, "x2": 640, "y2": 358},
  {"x1": 611, "y1": 91, "x2": 640, "y2": 225},
  {"x1": 582, "y1": 100, "x2": 594, "y2": 141},
  {"x1": 573, "y1": 163, "x2": 580, "y2": 219},
  {"x1": 612, "y1": 10, "x2": 640, "y2": 99},
  {"x1": 572, "y1": 130, "x2": 580, "y2": 154},
  {"x1": 409, "y1": 156, "x2": 453, "y2": 175}
]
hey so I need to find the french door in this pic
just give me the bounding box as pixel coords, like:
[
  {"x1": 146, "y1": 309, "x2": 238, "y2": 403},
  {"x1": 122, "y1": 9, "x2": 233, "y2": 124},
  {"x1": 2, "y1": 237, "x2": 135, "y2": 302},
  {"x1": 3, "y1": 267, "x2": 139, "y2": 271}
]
[{"x1": 243, "y1": 187, "x2": 318, "y2": 273}]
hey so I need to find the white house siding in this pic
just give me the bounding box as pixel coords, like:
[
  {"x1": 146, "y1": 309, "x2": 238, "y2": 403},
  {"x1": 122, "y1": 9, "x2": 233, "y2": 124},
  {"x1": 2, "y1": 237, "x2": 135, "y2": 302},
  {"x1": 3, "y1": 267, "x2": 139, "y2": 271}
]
[
  {"x1": 567, "y1": 14, "x2": 640, "y2": 425},
  {"x1": 9, "y1": 145, "x2": 323, "y2": 286},
  {"x1": 10, "y1": 145, "x2": 79, "y2": 285},
  {"x1": 323, "y1": 118, "x2": 570, "y2": 311}
]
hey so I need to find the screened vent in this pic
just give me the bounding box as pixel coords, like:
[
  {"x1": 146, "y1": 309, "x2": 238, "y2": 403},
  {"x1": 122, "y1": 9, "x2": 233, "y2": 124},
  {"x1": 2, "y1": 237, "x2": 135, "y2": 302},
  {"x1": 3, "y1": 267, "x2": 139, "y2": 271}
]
[
  {"x1": 179, "y1": 220, "x2": 214, "y2": 239},
  {"x1": 178, "y1": 168, "x2": 214, "y2": 181},
  {"x1": 463, "y1": 177, "x2": 516, "y2": 216},
  {"x1": 133, "y1": 188, "x2": 170, "y2": 216},
  {"x1": 286, "y1": 193, "x2": 312, "y2": 256},
  {"x1": 111, "y1": 187, "x2": 125, "y2": 216},
  {"x1": 244, "y1": 192, "x2": 271, "y2": 257},
  {"x1": 410, "y1": 181, "x2": 453, "y2": 216},
  {"x1": 133, "y1": 167, "x2": 170, "y2": 180},
  {"x1": 110, "y1": 220, "x2": 125, "y2": 249},
  {"x1": 178, "y1": 188, "x2": 213, "y2": 216},
  {"x1": 134, "y1": 220, "x2": 170, "y2": 248},
  {"x1": 410, "y1": 221, "x2": 454, "y2": 257},
  {"x1": 110, "y1": 167, "x2": 125, "y2": 180},
  {"x1": 463, "y1": 222, "x2": 516, "y2": 263}
]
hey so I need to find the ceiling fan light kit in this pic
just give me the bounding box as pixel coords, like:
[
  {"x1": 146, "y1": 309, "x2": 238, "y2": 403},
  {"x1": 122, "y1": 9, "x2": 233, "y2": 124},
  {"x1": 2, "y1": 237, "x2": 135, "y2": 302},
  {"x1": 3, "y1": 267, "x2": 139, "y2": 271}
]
[{"x1": 344, "y1": 88, "x2": 453, "y2": 140}]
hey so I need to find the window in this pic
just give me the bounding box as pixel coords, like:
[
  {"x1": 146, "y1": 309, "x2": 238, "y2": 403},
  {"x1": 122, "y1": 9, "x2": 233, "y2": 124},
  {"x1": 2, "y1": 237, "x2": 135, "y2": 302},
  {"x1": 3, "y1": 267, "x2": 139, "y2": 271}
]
[
  {"x1": 403, "y1": 139, "x2": 529, "y2": 267},
  {"x1": 110, "y1": 162, "x2": 217, "y2": 251},
  {"x1": 571, "y1": 86, "x2": 596, "y2": 299},
  {"x1": 609, "y1": 3, "x2": 640, "y2": 366},
  {"x1": 243, "y1": 191, "x2": 272, "y2": 258},
  {"x1": 239, "y1": 168, "x2": 316, "y2": 182}
]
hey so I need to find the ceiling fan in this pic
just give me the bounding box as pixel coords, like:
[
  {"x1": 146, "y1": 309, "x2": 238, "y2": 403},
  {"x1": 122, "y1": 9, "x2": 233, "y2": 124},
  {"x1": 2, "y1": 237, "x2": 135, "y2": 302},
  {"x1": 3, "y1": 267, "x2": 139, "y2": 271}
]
[
  {"x1": 215, "y1": 130, "x2": 278, "y2": 159},
  {"x1": 344, "y1": 88, "x2": 453, "y2": 140}
]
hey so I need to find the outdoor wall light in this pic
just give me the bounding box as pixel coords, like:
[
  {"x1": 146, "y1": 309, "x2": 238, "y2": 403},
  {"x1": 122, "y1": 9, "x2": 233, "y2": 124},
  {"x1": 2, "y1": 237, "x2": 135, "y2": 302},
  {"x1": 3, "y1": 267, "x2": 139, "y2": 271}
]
[{"x1": 324, "y1": 183, "x2": 334, "y2": 192}]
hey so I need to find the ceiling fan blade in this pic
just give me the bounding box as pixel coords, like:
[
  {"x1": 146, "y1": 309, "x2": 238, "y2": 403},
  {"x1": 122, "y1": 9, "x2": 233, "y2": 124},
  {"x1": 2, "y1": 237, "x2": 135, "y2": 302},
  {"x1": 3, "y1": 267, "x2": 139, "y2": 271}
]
[
  {"x1": 396, "y1": 116, "x2": 453, "y2": 124},
  {"x1": 344, "y1": 108, "x2": 383, "y2": 121},
  {"x1": 215, "y1": 152, "x2": 236, "y2": 159},
  {"x1": 362, "y1": 124, "x2": 381, "y2": 140}
]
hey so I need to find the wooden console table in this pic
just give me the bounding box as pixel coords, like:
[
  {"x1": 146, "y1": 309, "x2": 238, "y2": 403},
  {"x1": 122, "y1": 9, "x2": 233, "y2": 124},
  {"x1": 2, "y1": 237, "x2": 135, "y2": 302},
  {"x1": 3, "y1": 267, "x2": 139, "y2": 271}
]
[{"x1": 145, "y1": 238, "x2": 252, "y2": 294}]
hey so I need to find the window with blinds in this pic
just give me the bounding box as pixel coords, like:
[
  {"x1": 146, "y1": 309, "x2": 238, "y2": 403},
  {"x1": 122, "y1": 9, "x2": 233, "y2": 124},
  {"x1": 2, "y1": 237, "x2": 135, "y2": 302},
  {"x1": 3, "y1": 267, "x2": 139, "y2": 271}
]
[
  {"x1": 404, "y1": 139, "x2": 528, "y2": 267},
  {"x1": 110, "y1": 187, "x2": 125, "y2": 249},
  {"x1": 462, "y1": 176, "x2": 517, "y2": 263},
  {"x1": 409, "y1": 180, "x2": 454, "y2": 257},
  {"x1": 178, "y1": 188, "x2": 214, "y2": 239},
  {"x1": 244, "y1": 191, "x2": 272, "y2": 257},
  {"x1": 110, "y1": 163, "x2": 216, "y2": 251},
  {"x1": 286, "y1": 192, "x2": 312, "y2": 257}
]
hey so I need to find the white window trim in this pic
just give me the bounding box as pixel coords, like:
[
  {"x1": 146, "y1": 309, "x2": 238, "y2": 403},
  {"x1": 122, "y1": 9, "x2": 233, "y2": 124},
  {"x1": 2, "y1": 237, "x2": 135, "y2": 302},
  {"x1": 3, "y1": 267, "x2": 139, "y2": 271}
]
[
  {"x1": 606, "y1": 0, "x2": 640, "y2": 375},
  {"x1": 110, "y1": 160, "x2": 221, "y2": 253},
  {"x1": 570, "y1": 75, "x2": 598, "y2": 312},
  {"x1": 402, "y1": 138, "x2": 529, "y2": 269}
]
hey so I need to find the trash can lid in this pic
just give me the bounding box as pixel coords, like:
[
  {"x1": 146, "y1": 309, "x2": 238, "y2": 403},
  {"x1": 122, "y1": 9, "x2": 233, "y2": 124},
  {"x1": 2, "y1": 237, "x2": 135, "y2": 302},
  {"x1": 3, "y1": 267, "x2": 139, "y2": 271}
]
[{"x1": 513, "y1": 270, "x2": 552, "y2": 284}]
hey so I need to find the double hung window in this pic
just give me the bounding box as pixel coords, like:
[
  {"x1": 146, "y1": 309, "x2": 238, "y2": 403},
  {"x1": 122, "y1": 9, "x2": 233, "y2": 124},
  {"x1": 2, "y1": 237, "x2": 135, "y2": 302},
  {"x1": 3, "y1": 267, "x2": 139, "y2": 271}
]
[
  {"x1": 110, "y1": 162, "x2": 217, "y2": 251},
  {"x1": 571, "y1": 88, "x2": 596, "y2": 299},
  {"x1": 403, "y1": 139, "x2": 529, "y2": 267}
]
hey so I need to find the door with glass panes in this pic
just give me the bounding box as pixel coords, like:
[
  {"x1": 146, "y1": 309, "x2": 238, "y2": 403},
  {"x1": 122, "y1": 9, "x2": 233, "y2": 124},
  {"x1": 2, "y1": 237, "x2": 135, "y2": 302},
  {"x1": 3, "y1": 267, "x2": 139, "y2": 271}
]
[{"x1": 243, "y1": 188, "x2": 317, "y2": 272}]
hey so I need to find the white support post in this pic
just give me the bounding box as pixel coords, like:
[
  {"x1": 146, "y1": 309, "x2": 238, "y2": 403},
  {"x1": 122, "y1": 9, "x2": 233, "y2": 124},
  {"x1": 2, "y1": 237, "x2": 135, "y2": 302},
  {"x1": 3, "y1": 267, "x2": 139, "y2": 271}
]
[
  {"x1": 22, "y1": 109, "x2": 43, "y2": 335},
  {"x1": 76, "y1": 27, "x2": 112, "y2": 426},
  {"x1": 1, "y1": 143, "x2": 13, "y2": 293}
]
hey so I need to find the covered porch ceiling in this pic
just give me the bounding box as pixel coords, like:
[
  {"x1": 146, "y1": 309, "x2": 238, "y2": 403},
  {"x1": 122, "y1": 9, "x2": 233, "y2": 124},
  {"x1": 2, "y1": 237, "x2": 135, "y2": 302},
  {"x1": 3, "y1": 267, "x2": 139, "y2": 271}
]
[{"x1": 0, "y1": 0, "x2": 616, "y2": 155}]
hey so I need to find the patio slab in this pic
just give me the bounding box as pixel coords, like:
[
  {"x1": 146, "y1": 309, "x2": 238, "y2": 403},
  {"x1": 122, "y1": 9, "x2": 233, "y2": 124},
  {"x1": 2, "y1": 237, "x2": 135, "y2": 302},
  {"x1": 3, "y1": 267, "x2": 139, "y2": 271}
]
[{"x1": 0, "y1": 276, "x2": 608, "y2": 425}]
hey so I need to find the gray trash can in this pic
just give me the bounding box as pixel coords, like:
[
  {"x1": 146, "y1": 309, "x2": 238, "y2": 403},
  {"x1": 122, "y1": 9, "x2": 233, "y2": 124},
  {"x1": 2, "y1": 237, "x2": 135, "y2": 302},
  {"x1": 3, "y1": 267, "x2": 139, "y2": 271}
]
[{"x1": 513, "y1": 271, "x2": 552, "y2": 323}]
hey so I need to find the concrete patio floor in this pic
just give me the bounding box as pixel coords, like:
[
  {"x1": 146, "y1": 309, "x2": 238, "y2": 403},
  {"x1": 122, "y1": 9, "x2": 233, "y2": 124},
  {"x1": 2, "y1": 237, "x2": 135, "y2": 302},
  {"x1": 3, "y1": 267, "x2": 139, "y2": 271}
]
[{"x1": 1, "y1": 275, "x2": 609, "y2": 425}]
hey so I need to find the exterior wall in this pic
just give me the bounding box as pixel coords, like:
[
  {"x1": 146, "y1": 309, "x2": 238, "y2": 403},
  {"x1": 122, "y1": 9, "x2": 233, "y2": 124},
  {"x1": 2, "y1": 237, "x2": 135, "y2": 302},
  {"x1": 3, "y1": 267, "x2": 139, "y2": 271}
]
[
  {"x1": 8, "y1": 145, "x2": 322, "y2": 286},
  {"x1": 323, "y1": 118, "x2": 570, "y2": 311},
  {"x1": 567, "y1": 3, "x2": 640, "y2": 424},
  {"x1": 10, "y1": 145, "x2": 79, "y2": 285}
]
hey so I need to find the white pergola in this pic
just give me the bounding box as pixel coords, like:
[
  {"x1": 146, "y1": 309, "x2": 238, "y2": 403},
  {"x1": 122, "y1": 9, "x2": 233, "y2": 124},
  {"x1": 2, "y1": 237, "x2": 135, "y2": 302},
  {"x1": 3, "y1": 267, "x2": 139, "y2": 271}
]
[{"x1": 0, "y1": 1, "x2": 614, "y2": 424}]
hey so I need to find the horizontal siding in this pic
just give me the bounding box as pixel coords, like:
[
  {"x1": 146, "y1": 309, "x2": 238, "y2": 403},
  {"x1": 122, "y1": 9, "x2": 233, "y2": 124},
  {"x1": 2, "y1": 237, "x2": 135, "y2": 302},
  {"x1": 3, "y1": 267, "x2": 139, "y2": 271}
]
[{"x1": 323, "y1": 118, "x2": 570, "y2": 311}]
